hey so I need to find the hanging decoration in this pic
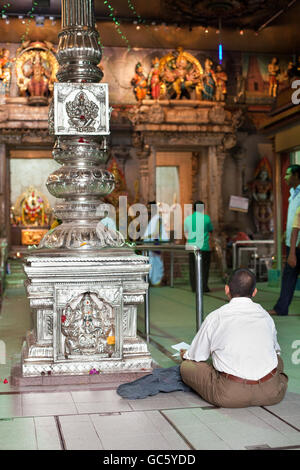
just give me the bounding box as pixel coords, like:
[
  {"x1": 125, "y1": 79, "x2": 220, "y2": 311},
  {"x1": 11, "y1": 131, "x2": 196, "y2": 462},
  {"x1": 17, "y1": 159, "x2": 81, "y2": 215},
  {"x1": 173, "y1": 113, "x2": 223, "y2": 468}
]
[
  {"x1": 21, "y1": 1, "x2": 39, "y2": 43},
  {"x1": 103, "y1": 0, "x2": 131, "y2": 50}
]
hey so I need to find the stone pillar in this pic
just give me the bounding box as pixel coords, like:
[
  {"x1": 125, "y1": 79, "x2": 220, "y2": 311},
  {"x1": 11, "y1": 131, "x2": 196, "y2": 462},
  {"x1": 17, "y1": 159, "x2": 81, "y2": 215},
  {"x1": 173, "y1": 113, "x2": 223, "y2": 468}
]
[
  {"x1": 136, "y1": 148, "x2": 151, "y2": 204},
  {"x1": 272, "y1": 140, "x2": 282, "y2": 272},
  {"x1": 192, "y1": 152, "x2": 200, "y2": 202},
  {"x1": 110, "y1": 146, "x2": 130, "y2": 172},
  {"x1": 0, "y1": 144, "x2": 9, "y2": 241},
  {"x1": 208, "y1": 145, "x2": 223, "y2": 230},
  {"x1": 20, "y1": 0, "x2": 152, "y2": 378}
]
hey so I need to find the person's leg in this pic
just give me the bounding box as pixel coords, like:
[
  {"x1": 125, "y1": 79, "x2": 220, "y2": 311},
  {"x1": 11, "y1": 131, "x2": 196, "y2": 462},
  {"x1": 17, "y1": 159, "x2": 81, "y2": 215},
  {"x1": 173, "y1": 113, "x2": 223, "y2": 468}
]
[
  {"x1": 273, "y1": 247, "x2": 299, "y2": 315},
  {"x1": 180, "y1": 360, "x2": 254, "y2": 407},
  {"x1": 180, "y1": 360, "x2": 220, "y2": 405},
  {"x1": 189, "y1": 252, "x2": 196, "y2": 292},
  {"x1": 250, "y1": 356, "x2": 288, "y2": 406}
]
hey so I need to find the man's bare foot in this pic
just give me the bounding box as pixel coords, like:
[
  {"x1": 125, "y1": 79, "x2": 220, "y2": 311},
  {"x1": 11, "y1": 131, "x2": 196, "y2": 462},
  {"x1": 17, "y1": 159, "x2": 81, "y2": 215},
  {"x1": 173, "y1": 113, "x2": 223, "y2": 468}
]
[{"x1": 268, "y1": 309, "x2": 278, "y2": 315}]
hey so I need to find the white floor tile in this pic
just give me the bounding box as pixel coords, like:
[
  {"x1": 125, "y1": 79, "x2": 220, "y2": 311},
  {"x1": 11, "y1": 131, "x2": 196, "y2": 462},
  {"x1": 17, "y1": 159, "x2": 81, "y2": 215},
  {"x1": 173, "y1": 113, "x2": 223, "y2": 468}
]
[
  {"x1": 22, "y1": 402, "x2": 77, "y2": 417},
  {"x1": 71, "y1": 389, "x2": 120, "y2": 403},
  {"x1": 0, "y1": 417, "x2": 37, "y2": 450},
  {"x1": 90, "y1": 411, "x2": 160, "y2": 438},
  {"x1": 22, "y1": 392, "x2": 74, "y2": 405},
  {"x1": 100, "y1": 432, "x2": 175, "y2": 450},
  {"x1": 128, "y1": 395, "x2": 183, "y2": 411},
  {"x1": 59, "y1": 415, "x2": 104, "y2": 450},
  {"x1": 0, "y1": 395, "x2": 22, "y2": 418},
  {"x1": 75, "y1": 400, "x2": 132, "y2": 414},
  {"x1": 34, "y1": 416, "x2": 62, "y2": 450}
]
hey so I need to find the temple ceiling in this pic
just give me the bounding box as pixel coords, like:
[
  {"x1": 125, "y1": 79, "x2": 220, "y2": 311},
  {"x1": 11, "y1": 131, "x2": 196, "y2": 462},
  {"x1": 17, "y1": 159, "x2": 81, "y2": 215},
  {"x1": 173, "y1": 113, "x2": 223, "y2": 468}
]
[{"x1": 1, "y1": 0, "x2": 299, "y2": 53}]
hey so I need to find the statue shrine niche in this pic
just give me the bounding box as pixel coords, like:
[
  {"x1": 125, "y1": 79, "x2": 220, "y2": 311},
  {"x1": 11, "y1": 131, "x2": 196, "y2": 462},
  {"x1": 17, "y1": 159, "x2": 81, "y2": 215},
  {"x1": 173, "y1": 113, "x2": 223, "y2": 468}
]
[
  {"x1": 11, "y1": 186, "x2": 53, "y2": 246},
  {"x1": 0, "y1": 48, "x2": 13, "y2": 96},
  {"x1": 248, "y1": 158, "x2": 273, "y2": 235},
  {"x1": 60, "y1": 292, "x2": 116, "y2": 358},
  {"x1": 15, "y1": 41, "x2": 58, "y2": 106},
  {"x1": 131, "y1": 62, "x2": 148, "y2": 101},
  {"x1": 158, "y1": 47, "x2": 203, "y2": 100}
]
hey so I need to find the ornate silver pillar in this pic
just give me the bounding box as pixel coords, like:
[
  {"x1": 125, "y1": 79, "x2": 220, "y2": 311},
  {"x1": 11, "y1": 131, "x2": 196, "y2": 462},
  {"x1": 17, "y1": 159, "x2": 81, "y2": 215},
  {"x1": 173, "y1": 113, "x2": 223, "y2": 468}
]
[{"x1": 21, "y1": 0, "x2": 152, "y2": 377}]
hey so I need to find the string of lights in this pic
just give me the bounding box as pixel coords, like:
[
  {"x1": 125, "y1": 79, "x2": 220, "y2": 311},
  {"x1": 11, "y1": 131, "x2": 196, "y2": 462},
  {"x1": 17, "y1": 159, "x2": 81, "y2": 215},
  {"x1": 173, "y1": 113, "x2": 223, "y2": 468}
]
[{"x1": 103, "y1": 0, "x2": 131, "y2": 50}]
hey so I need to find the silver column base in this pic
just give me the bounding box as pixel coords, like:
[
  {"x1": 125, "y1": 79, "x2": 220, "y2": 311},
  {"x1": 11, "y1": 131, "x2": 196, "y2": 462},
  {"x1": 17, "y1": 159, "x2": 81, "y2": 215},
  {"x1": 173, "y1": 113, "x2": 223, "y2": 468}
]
[{"x1": 22, "y1": 249, "x2": 152, "y2": 377}]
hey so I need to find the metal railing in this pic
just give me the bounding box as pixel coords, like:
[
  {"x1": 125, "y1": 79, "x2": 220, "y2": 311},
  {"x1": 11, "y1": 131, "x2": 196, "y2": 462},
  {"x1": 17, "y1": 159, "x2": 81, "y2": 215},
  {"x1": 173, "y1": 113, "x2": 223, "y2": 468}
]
[
  {"x1": 138, "y1": 243, "x2": 203, "y2": 343},
  {"x1": 232, "y1": 240, "x2": 275, "y2": 271}
]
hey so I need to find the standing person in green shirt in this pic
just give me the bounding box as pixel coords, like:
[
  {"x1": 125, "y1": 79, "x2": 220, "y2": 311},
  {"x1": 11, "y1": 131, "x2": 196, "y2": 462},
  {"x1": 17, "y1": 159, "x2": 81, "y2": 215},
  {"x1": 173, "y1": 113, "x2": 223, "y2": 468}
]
[{"x1": 184, "y1": 201, "x2": 214, "y2": 293}]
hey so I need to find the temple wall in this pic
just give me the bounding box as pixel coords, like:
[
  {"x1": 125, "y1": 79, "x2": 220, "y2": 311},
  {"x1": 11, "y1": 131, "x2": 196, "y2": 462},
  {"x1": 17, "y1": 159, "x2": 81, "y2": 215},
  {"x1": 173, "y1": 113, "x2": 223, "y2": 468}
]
[{"x1": 0, "y1": 42, "x2": 289, "y2": 240}]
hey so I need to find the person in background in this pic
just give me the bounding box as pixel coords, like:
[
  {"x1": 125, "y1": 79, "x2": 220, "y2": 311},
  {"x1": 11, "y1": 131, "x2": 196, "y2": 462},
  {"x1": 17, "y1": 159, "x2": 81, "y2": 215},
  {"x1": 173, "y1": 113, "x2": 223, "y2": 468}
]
[
  {"x1": 286, "y1": 205, "x2": 300, "y2": 270},
  {"x1": 184, "y1": 201, "x2": 213, "y2": 293},
  {"x1": 143, "y1": 201, "x2": 169, "y2": 286},
  {"x1": 269, "y1": 164, "x2": 300, "y2": 315},
  {"x1": 180, "y1": 269, "x2": 288, "y2": 408}
]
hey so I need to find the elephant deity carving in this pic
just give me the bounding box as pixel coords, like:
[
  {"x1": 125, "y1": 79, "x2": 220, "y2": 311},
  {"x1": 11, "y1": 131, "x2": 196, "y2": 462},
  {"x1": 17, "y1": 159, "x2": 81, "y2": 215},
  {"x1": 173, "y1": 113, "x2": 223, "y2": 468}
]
[{"x1": 61, "y1": 292, "x2": 116, "y2": 357}]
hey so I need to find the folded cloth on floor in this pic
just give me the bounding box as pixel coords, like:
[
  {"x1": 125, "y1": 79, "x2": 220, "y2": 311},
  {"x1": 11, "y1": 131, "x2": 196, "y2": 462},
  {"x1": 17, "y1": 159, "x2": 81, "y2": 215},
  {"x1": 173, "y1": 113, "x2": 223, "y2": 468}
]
[{"x1": 116, "y1": 365, "x2": 192, "y2": 399}]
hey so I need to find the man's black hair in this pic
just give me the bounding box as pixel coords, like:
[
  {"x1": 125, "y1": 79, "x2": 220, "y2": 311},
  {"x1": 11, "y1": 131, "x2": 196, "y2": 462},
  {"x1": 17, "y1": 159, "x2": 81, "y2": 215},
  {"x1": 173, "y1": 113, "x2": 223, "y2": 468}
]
[
  {"x1": 193, "y1": 200, "x2": 204, "y2": 212},
  {"x1": 288, "y1": 164, "x2": 300, "y2": 179},
  {"x1": 227, "y1": 268, "x2": 256, "y2": 298}
]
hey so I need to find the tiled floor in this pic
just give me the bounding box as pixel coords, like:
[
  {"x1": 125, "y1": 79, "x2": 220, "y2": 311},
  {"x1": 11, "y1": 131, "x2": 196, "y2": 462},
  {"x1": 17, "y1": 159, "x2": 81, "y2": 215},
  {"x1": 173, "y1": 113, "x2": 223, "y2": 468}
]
[
  {"x1": 0, "y1": 389, "x2": 299, "y2": 450},
  {"x1": 0, "y1": 279, "x2": 300, "y2": 450}
]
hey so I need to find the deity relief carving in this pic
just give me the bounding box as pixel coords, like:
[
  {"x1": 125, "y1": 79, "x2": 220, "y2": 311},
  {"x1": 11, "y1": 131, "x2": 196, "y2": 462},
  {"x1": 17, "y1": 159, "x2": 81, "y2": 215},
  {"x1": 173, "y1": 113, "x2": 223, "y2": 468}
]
[
  {"x1": 66, "y1": 91, "x2": 99, "y2": 132},
  {"x1": 15, "y1": 41, "x2": 58, "y2": 106},
  {"x1": 60, "y1": 292, "x2": 116, "y2": 357}
]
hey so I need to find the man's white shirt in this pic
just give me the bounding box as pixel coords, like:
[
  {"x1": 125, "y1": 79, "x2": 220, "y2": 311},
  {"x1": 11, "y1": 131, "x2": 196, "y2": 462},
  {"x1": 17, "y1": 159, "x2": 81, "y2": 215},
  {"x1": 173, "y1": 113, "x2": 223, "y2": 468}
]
[{"x1": 184, "y1": 297, "x2": 280, "y2": 380}]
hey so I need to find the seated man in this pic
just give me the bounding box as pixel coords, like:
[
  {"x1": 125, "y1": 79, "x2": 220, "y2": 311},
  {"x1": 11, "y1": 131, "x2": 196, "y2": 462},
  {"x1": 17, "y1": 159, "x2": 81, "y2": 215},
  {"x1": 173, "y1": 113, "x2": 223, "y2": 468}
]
[{"x1": 180, "y1": 268, "x2": 288, "y2": 408}]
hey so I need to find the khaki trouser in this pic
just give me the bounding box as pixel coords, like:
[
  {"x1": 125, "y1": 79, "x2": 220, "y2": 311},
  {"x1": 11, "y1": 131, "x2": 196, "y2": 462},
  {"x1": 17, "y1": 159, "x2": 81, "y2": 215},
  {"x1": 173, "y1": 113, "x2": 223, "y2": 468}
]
[{"x1": 180, "y1": 355, "x2": 288, "y2": 408}]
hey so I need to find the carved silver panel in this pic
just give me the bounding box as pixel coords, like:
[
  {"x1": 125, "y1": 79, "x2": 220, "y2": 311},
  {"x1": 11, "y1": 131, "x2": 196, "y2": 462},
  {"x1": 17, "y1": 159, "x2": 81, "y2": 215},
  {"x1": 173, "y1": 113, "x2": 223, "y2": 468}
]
[
  {"x1": 54, "y1": 83, "x2": 110, "y2": 135},
  {"x1": 54, "y1": 287, "x2": 122, "y2": 360}
]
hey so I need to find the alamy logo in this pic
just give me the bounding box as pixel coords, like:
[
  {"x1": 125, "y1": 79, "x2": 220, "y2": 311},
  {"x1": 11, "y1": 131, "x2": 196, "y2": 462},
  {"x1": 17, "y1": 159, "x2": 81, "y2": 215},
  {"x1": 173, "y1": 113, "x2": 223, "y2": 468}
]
[
  {"x1": 291, "y1": 80, "x2": 300, "y2": 105},
  {"x1": 291, "y1": 340, "x2": 300, "y2": 365}
]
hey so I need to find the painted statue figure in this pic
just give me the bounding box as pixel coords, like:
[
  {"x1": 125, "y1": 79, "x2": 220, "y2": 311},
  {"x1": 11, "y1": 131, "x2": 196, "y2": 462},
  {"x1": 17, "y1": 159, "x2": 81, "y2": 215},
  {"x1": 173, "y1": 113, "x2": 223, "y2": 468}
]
[
  {"x1": 249, "y1": 159, "x2": 273, "y2": 234},
  {"x1": 24, "y1": 51, "x2": 50, "y2": 98},
  {"x1": 131, "y1": 62, "x2": 148, "y2": 101},
  {"x1": 159, "y1": 47, "x2": 203, "y2": 100},
  {"x1": 0, "y1": 48, "x2": 13, "y2": 95},
  {"x1": 202, "y1": 58, "x2": 216, "y2": 101},
  {"x1": 148, "y1": 57, "x2": 161, "y2": 100},
  {"x1": 268, "y1": 57, "x2": 280, "y2": 98},
  {"x1": 215, "y1": 64, "x2": 228, "y2": 101}
]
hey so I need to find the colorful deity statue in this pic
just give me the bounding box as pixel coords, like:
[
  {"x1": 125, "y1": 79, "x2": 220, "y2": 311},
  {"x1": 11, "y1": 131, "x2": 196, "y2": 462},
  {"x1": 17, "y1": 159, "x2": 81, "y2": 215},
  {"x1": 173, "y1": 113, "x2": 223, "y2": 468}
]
[
  {"x1": 147, "y1": 57, "x2": 161, "y2": 100},
  {"x1": 249, "y1": 158, "x2": 273, "y2": 234},
  {"x1": 15, "y1": 41, "x2": 58, "y2": 105},
  {"x1": 268, "y1": 57, "x2": 280, "y2": 98},
  {"x1": 0, "y1": 48, "x2": 13, "y2": 96},
  {"x1": 202, "y1": 58, "x2": 216, "y2": 101},
  {"x1": 131, "y1": 62, "x2": 148, "y2": 101},
  {"x1": 11, "y1": 186, "x2": 52, "y2": 227},
  {"x1": 159, "y1": 47, "x2": 203, "y2": 100},
  {"x1": 215, "y1": 64, "x2": 228, "y2": 101}
]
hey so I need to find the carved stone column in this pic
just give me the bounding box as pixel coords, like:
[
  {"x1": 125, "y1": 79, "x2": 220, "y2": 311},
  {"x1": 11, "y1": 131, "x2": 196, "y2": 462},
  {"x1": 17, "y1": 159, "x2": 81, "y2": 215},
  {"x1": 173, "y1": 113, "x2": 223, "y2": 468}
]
[
  {"x1": 215, "y1": 145, "x2": 227, "y2": 230},
  {"x1": 0, "y1": 144, "x2": 9, "y2": 241},
  {"x1": 192, "y1": 152, "x2": 200, "y2": 202},
  {"x1": 20, "y1": 0, "x2": 152, "y2": 378},
  {"x1": 110, "y1": 146, "x2": 131, "y2": 172}
]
